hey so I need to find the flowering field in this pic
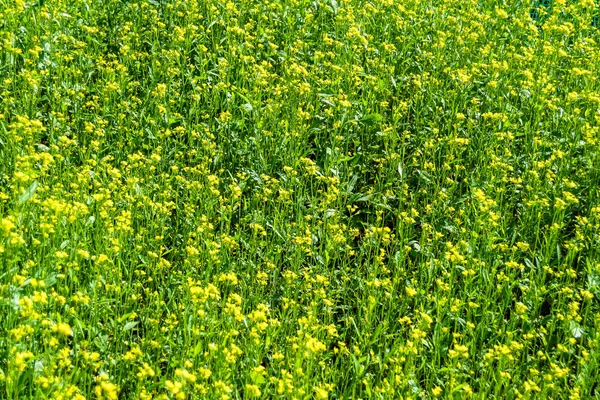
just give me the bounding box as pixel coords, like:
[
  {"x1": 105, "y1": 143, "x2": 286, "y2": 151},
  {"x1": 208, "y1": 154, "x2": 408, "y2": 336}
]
[{"x1": 1, "y1": 0, "x2": 600, "y2": 398}]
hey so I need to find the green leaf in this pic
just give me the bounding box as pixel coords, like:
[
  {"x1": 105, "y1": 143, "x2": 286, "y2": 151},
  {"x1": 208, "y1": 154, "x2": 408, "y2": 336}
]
[
  {"x1": 397, "y1": 163, "x2": 404, "y2": 180},
  {"x1": 355, "y1": 193, "x2": 375, "y2": 202},
  {"x1": 45, "y1": 274, "x2": 57, "y2": 288},
  {"x1": 194, "y1": 341, "x2": 202, "y2": 357},
  {"x1": 18, "y1": 181, "x2": 39, "y2": 204},
  {"x1": 118, "y1": 312, "x2": 134, "y2": 323},
  {"x1": 570, "y1": 321, "x2": 584, "y2": 339},
  {"x1": 359, "y1": 113, "x2": 383, "y2": 126},
  {"x1": 123, "y1": 321, "x2": 138, "y2": 331},
  {"x1": 249, "y1": 370, "x2": 266, "y2": 384}
]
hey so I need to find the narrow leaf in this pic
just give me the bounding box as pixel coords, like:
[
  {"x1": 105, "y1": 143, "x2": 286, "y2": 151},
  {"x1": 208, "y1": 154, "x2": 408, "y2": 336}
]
[{"x1": 18, "y1": 181, "x2": 39, "y2": 204}]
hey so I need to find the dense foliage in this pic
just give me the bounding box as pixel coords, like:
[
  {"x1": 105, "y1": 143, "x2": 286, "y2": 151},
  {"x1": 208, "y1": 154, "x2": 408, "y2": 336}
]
[{"x1": 1, "y1": 0, "x2": 600, "y2": 398}]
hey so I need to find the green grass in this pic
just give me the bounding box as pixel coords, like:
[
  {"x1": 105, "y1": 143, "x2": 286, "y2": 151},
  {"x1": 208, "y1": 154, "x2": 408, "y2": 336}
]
[{"x1": 1, "y1": 0, "x2": 600, "y2": 398}]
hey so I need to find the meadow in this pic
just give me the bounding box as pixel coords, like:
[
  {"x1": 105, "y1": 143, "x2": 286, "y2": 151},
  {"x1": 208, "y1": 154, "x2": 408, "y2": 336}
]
[{"x1": 1, "y1": 0, "x2": 600, "y2": 398}]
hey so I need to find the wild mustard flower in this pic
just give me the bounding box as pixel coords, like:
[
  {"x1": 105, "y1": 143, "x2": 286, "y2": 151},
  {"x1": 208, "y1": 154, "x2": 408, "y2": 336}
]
[{"x1": 1, "y1": 0, "x2": 599, "y2": 398}]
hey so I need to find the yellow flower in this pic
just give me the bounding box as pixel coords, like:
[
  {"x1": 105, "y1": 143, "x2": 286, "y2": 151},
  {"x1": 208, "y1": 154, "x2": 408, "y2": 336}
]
[
  {"x1": 95, "y1": 374, "x2": 119, "y2": 400},
  {"x1": 13, "y1": 350, "x2": 34, "y2": 372},
  {"x1": 165, "y1": 379, "x2": 184, "y2": 399},
  {"x1": 245, "y1": 384, "x2": 261, "y2": 397},
  {"x1": 315, "y1": 386, "x2": 329, "y2": 399},
  {"x1": 1, "y1": 218, "x2": 16, "y2": 232},
  {"x1": 54, "y1": 322, "x2": 73, "y2": 337}
]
